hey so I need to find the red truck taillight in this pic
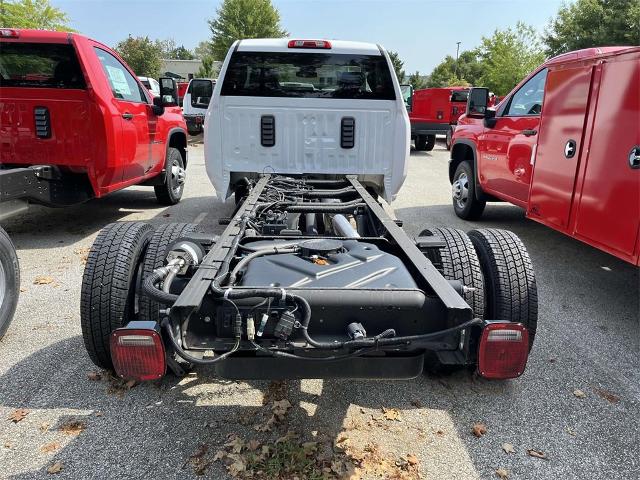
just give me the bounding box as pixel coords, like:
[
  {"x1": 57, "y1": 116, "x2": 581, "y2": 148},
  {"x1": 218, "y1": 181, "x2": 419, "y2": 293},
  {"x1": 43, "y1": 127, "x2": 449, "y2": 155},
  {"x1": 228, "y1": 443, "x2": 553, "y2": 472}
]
[
  {"x1": 288, "y1": 39, "x2": 332, "y2": 49},
  {"x1": 110, "y1": 322, "x2": 166, "y2": 381},
  {"x1": 478, "y1": 322, "x2": 529, "y2": 379}
]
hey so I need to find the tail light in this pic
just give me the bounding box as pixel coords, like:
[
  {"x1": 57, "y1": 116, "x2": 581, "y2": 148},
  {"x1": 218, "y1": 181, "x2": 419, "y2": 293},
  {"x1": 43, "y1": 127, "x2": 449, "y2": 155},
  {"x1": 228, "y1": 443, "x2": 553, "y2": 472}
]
[
  {"x1": 110, "y1": 321, "x2": 166, "y2": 381},
  {"x1": 478, "y1": 322, "x2": 529, "y2": 379},
  {"x1": 288, "y1": 39, "x2": 332, "y2": 49}
]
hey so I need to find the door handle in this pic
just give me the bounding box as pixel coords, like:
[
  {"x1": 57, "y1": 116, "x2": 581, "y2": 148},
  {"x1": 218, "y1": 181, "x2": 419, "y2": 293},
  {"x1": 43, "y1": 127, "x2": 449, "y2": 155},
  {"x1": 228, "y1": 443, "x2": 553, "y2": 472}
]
[
  {"x1": 630, "y1": 146, "x2": 640, "y2": 169},
  {"x1": 122, "y1": 113, "x2": 134, "y2": 120},
  {"x1": 521, "y1": 129, "x2": 537, "y2": 136}
]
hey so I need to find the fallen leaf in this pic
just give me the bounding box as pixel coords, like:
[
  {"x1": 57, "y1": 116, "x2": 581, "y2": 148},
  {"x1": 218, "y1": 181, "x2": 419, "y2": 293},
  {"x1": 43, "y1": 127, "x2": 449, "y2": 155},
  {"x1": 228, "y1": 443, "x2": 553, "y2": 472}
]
[
  {"x1": 271, "y1": 399, "x2": 292, "y2": 418},
  {"x1": 566, "y1": 426, "x2": 576, "y2": 436},
  {"x1": 59, "y1": 419, "x2": 86, "y2": 436},
  {"x1": 593, "y1": 387, "x2": 620, "y2": 404},
  {"x1": 254, "y1": 414, "x2": 276, "y2": 432},
  {"x1": 472, "y1": 423, "x2": 487, "y2": 437},
  {"x1": 573, "y1": 389, "x2": 587, "y2": 399},
  {"x1": 228, "y1": 455, "x2": 246, "y2": 476},
  {"x1": 224, "y1": 436, "x2": 244, "y2": 454},
  {"x1": 247, "y1": 439, "x2": 260, "y2": 451},
  {"x1": 502, "y1": 443, "x2": 515, "y2": 454},
  {"x1": 94, "y1": 411, "x2": 103, "y2": 417},
  {"x1": 212, "y1": 450, "x2": 226, "y2": 462},
  {"x1": 3, "y1": 441, "x2": 13, "y2": 449},
  {"x1": 8, "y1": 409, "x2": 30, "y2": 423},
  {"x1": 527, "y1": 449, "x2": 548, "y2": 460},
  {"x1": 39, "y1": 422, "x2": 51, "y2": 433},
  {"x1": 382, "y1": 407, "x2": 402, "y2": 421},
  {"x1": 47, "y1": 462, "x2": 63, "y2": 474},
  {"x1": 406, "y1": 453, "x2": 419, "y2": 465},
  {"x1": 87, "y1": 371, "x2": 102, "y2": 381},
  {"x1": 40, "y1": 442, "x2": 60, "y2": 453},
  {"x1": 496, "y1": 467, "x2": 509, "y2": 479},
  {"x1": 34, "y1": 276, "x2": 54, "y2": 285}
]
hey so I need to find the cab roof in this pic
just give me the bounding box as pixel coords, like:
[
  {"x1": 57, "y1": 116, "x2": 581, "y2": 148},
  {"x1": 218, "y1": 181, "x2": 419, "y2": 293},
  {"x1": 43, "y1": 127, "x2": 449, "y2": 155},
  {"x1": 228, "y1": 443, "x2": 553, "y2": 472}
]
[
  {"x1": 545, "y1": 46, "x2": 640, "y2": 65},
  {"x1": 236, "y1": 38, "x2": 383, "y2": 56}
]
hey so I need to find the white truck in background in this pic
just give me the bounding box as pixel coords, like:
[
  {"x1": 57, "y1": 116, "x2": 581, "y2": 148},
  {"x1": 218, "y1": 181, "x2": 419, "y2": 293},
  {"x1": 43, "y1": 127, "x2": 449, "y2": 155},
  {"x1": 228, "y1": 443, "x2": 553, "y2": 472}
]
[{"x1": 183, "y1": 78, "x2": 216, "y2": 135}]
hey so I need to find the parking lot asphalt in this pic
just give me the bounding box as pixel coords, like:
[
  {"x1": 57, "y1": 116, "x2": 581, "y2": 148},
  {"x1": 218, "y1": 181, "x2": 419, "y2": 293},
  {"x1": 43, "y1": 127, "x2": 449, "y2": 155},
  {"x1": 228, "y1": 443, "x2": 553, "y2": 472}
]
[{"x1": 0, "y1": 138, "x2": 638, "y2": 479}]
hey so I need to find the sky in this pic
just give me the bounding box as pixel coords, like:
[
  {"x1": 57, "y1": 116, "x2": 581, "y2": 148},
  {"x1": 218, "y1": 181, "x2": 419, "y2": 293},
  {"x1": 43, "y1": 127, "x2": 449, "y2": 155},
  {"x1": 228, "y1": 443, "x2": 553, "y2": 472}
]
[{"x1": 54, "y1": 0, "x2": 565, "y2": 73}]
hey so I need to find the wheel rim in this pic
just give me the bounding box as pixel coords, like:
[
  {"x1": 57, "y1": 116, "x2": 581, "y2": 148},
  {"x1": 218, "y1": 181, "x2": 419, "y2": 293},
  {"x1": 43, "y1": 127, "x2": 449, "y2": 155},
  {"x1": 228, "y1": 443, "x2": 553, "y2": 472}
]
[
  {"x1": 0, "y1": 261, "x2": 6, "y2": 311},
  {"x1": 170, "y1": 159, "x2": 186, "y2": 196},
  {"x1": 452, "y1": 172, "x2": 469, "y2": 209}
]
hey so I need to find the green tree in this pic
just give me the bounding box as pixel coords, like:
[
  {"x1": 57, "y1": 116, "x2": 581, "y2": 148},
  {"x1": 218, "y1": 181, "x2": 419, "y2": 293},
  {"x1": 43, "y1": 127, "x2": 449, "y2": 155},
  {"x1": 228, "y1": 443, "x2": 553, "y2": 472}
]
[
  {"x1": 208, "y1": 0, "x2": 287, "y2": 60},
  {"x1": 114, "y1": 36, "x2": 163, "y2": 77},
  {"x1": 387, "y1": 50, "x2": 406, "y2": 83},
  {"x1": 427, "y1": 50, "x2": 484, "y2": 88},
  {"x1": 196, "y1": 55, "x2": 219, "y2": 78},
  {"x1": 544, "y1": 0, "x2": 640, "y2": 56},
  {"x1": 155, "y1": 38, "x2": 195, "y2": 60},
  {"x1": 408, "y1": 71, "x2": 428, "y2": 90},
  {"x1": 0, "y1": 0, "x2": 74, "y2": 30},
  {"x1": 172, "y1": 46, "x2": 195, "y2": 60},
  {"x1": 194, "y1": 40, "x2": 213, "y2": 60},
  {"x1": 476, "y1": 22, "x2": 545, "y2": 95}
]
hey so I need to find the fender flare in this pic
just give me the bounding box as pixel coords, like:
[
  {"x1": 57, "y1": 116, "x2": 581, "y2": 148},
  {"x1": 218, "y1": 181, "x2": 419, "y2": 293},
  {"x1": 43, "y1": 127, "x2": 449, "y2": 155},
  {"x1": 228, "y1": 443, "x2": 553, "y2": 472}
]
[
  {"x1": 449, "y1": 139, "x2": 487, "y2": 202},
  {"x1": 166, "y1": 127, "x2": 188, "y2": 169}
]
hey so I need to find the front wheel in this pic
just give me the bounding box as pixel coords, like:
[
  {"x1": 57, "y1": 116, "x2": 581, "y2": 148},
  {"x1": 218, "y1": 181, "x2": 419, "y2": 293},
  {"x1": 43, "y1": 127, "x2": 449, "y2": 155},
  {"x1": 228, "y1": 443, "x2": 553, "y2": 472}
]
[
  {"x1": 415, "y1": 135, "x2": 427, "y2": 151},
  {"x1": 0, "y1": 227, "x2": 19, "y2": 340},
  {"x1": 155, "y1": 147, "x2": 186, "y2": 205},
  {"x1": 452, "y1": 161, "x2": 486, "y2": 220},
  {"x1": 425, "y1": 134, "x2": 436, "y2": 151}
]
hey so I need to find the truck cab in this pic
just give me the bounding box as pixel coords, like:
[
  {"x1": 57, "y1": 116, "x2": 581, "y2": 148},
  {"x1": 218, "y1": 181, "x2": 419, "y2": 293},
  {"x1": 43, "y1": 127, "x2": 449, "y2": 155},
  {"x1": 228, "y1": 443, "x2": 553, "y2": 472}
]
[
  {"x1": 204, "y1": 38, "x2": 410, "y2": 203},
  {"x1": 450, "y1": 47, "x2": 640, "y2": 265}
]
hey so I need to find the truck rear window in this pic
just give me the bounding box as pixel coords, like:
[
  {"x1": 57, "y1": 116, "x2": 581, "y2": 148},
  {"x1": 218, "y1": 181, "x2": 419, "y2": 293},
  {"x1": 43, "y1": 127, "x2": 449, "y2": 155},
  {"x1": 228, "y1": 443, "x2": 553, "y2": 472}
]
[
  {"x1": 450, "y1": 90, "x2": 469, "y2": 102},
  {"x1": 0, "y1": 43, "x2": 85, "y2": 89},
  {"x1": 221, "y1": 52, "x2": 395, "y2": 100}
]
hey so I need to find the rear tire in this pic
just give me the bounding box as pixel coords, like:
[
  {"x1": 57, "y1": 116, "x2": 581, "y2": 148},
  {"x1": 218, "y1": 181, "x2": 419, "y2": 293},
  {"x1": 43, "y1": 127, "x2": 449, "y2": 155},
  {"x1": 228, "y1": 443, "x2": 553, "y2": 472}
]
[
  {"x1": 425, "y1": 135, "x2": 436, "y2": 151},
  {"x1": 445, "y1": 127, "x2": 453, "y2": 150},
  {"x1": 155, "y1": 147, "x2": 186, "y2": 205},
  {"x1": 452, "y1": 161, "x2": 486, "y2": 220},
  {"x1": 0, "y1": 227, "x2": 19, "y2": 340},
  {"x1": 468, "y1": 228, "x2": 538, "y2": 349},
  {"x1": 80, "y1": 222, "x2": 155, "y2": 369},
  {"x1": 419, "y1": 227, "x2": 484, "y2": 318},
  {"x1": 415, "y1": 135, "x2": 427, "y2": 151}
]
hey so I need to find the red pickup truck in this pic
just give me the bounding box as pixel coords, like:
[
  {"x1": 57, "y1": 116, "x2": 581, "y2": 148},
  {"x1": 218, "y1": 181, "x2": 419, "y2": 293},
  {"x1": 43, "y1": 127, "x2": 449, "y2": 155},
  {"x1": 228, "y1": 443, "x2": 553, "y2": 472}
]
[
  {"x1": 450, "y1": 47, "x2": 640, "y2": 265},
  {"x1": 0, "y1": 28, "x2": 189, "y2": 338},
  {"x1": 409, "y1": 87, "x2": 468, "y2": 151}
]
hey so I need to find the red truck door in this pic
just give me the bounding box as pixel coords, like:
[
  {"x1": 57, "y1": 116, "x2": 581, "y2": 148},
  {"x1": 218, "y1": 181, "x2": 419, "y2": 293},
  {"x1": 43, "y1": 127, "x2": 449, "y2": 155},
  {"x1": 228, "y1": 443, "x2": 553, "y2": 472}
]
[
  {"x1": 93, "y1": 47, "x2": 151, "y2": 181},
  {"x1": 479, "y1": 69, "x2": 547, "y2": 205},
  {"x1": 528, "y1": 64, "x2": 594, "y2": 230},
  {"x1": 573, "y1": 54, "x2": 640, "y2": 261}
]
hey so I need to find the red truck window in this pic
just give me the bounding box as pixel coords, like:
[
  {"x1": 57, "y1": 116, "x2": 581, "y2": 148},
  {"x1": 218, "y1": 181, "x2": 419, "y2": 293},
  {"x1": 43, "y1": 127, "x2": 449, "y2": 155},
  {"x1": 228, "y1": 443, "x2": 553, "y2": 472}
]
[
  {"x1": 0, "y1": 42, "x2": 85, "y2": 89},
  {"x1": 450, "y1": 90, "x2": 469, "y2": 103},
  {"x1": 93, "y1": 47, "x2": 147, "y2": 103},
  {"x1": 504, "y1": 69, "x2": 548, "y2": 116}
]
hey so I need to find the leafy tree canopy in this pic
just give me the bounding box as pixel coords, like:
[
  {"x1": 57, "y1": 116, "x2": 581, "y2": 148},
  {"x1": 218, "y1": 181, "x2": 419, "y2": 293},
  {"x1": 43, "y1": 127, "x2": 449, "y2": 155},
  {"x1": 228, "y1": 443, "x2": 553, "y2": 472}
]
[
  {"x1": 208, "y1": 0, "x2": 287, "y2": 60},
  {"x1": 114, "y1": 36, "x2": 163, "y2": 78},
  {"x1": 427, "y1": 50, "x2": 485, "y2": 88},
  {"x1": 0, "y1": 0, "x2": 74, "y2": 31},
  {"x1": 408, "y1": 71, "x2": 428, "y2": 90},
  {"x1": 544, "y1": 0, "x2": 640, "y2": 56},
  {"x1": 387, "y1": 51, "x2": 406, "y2": 83}
]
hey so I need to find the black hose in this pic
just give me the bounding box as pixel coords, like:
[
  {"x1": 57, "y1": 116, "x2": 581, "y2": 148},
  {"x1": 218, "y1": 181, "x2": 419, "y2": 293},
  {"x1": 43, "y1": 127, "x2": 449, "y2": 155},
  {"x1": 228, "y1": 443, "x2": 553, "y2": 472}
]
[
  {"x1": 161, "y1": 318, "x2": 240, "y2": 365},
  {"x1": 143, "y1": 269, "x2": 179, "y2": 304},
  {"x1": 287, "y1": 204, "x2": 365, "y2": 213}
]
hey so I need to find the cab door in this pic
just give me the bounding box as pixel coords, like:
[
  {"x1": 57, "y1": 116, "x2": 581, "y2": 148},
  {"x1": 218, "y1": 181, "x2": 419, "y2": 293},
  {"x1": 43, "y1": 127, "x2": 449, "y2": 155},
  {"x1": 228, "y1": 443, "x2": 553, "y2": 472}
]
[
  {"x1": 479, "y1": 69, "x2": 547, "y2": 205},
  {"x1": 528, "y1": 64, "x2": 593, "y2": 230},
  {"x1": 94, "y1": 47, "x2": 151, "y2": 181}
]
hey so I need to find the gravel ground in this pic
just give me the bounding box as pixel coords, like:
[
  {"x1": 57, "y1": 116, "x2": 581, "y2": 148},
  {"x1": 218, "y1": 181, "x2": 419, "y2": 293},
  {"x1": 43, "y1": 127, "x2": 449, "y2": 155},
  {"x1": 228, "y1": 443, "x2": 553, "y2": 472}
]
[{"x1": 0, "y1": 138, "x2": 638, "y2": 479}]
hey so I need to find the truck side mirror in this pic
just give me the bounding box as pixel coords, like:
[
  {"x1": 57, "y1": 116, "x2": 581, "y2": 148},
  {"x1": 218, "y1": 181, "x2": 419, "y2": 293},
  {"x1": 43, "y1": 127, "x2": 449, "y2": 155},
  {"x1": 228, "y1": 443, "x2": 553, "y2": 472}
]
[
  {"x1": 152, "y1": 96, "x2": 165, "y2": 116},
  {"x1": 159, "y1": 77, "x2": 178, "y2": 107},
  {"x1": 467, "y1": 87, "x2": 490, "y2": 118}
]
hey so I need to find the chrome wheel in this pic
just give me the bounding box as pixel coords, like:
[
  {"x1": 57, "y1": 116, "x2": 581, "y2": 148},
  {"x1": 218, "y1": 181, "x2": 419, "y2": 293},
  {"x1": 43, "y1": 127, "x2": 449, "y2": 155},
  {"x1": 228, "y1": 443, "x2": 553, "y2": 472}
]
[
  {"x1": 0, "y1": 260, "x2": 6, "y2": 312},
  {"x1": 452, "y1": 172, "x2": 469, "y2": 209},
  {"x1": 170, "y1": 160, "x2": 186, "y2": 197}
]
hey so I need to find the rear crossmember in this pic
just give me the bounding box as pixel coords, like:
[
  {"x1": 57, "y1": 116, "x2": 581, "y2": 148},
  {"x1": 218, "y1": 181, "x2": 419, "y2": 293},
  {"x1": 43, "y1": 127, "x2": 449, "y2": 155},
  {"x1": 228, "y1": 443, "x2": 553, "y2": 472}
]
[{"x1": 80, "y1": 174, "x2": 536, "y2": 381}]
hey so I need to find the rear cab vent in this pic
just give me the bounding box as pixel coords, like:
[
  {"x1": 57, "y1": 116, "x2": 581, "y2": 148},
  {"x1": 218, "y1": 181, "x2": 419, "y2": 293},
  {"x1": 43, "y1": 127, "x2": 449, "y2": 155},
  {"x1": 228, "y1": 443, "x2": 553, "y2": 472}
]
[
  {"x1": 261, "y1": 115, "x2": 275, "y2": 147},
  {"x1": 341, "y1": 117, "x2": 355, "y2": 149},
  {"x1": 34, "y1": 107, "x2": 51, "y2": 139}
]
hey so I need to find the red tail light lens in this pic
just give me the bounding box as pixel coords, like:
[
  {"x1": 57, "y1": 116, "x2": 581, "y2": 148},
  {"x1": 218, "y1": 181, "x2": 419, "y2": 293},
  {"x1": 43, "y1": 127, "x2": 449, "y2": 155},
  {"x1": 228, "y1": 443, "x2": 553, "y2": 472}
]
[
  {"x1": 110, "y1": 323, "x2": 166, "y2": 381},
  {"x1": 288, "y1": 39, "x2": 332, "y2": 49},
  {"x1": 478, "y1": 322, "x2": 529, "y2": 379}
]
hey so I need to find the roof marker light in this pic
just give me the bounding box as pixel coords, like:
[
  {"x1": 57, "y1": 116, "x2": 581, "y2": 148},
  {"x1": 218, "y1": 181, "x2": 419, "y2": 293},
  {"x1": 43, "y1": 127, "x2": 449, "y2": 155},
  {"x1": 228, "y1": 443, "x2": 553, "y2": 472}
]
[{"x1": 288, "y1": 39, "x2": 332, "y2": 49}]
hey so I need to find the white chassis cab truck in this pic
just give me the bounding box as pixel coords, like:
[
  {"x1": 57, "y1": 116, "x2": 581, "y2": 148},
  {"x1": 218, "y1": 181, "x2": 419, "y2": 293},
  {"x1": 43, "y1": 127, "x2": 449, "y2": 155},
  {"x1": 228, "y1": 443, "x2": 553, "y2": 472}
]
[{"x1": 80, "y1": 39, "x2": 538, "y2": 382}]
